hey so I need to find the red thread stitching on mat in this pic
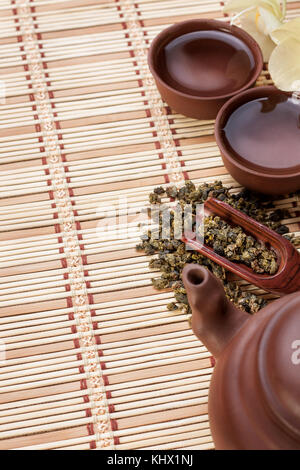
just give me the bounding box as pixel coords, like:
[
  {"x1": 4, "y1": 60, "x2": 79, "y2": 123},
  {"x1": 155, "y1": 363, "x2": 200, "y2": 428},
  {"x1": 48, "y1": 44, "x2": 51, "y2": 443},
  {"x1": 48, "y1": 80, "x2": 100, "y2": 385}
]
[
  {"x1": 116, "y1": 0, "x2": 170, "y2": 184},
  {"x1": 11, "y1": 0, "x2": 96, "y2": 443},
  {"x1": 113, "y1": 0, "x2": 187, "y2": 445},
  {"x1": 220, "y1": 1, "x2": 229, "y2": 20},
  {"x1": 135, "y1": 2, "x2": 188, "y2": 182},
  {"x1": 136, "y1": 2, "x2": 170, "y2": 184},
  {"x1": 13, "y1": 0, "x2": 69, "y2": 278},
  {"x1": 166, "y1": 106, "x2": 189, "y2": 181},
  {"x1": 28, "y1": 0, "x2": 94, "y2": 406}
]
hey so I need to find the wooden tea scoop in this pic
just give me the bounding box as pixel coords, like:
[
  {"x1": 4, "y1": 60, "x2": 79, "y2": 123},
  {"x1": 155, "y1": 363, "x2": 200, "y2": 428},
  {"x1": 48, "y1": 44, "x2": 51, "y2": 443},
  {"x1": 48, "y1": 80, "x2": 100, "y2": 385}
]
[{"x1": 182, "y1": 197, "x2": 300, "y2": 296}]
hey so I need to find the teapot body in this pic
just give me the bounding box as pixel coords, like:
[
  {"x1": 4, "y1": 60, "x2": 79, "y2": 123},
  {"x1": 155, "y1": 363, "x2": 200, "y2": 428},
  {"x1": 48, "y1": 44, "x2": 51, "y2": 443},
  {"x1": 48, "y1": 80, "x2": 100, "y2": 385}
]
[
  {"x1": 209, "y1": 293, "x2": 300, "y2": 449},
  {"x1": 182, "y1": 265, "x2": 300, "y2": 450}
]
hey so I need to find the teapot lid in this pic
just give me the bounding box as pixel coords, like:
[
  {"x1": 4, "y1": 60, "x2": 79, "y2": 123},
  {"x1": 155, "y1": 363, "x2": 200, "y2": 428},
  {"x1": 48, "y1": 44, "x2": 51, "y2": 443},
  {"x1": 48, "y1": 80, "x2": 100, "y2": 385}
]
[{"x1": 258, "y1": 298, "x2": 300, "y2": 440}]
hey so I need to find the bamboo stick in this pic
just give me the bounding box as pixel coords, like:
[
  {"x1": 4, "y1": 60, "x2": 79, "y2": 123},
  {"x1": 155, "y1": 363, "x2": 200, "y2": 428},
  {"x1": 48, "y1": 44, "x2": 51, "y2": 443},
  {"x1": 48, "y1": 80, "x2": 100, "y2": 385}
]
[
  {"x1": 3, "y1": 313, "x2": 187, "y2": 346},
  {"x1": 11, "y1": 6, "x2": 218, "y2": 33},
  {"x1": 3, "y1": 318, "x2": 187, "y2": 351},
  {"x1": 0, "y1": 402, "x2": 91, "y2": 425},
  {"x1": 0, "y1": 372, "x2": 86, "y2": 394},
  {"x1": 114, "y1": 413, "x2": 209, "y2": 437},
  {"x1": 113, "y1": 389, "x2": 209, "y2": 412},
  {"x1": 110, "y1": 376, "x2": 211, "y2": 400},
  {"x1": 178, "y1": 443, "x2": 214, "y2": 450},
  {"x1": 1, "y1": 354, "x2": 207, "y2": 390},
  {"x1": 92, "y1": 352, "x2": 210, "y2": 376},
  {"x1": 1, "y1": 372, "x2": 211, "y2": 420},
  {"x1": 0, "y1": 389, "x2": 208, "y2": 427},
  {"x1": 0, "y1": 344, "x2": 205, "y2": 381},
  {"x1": 3, "y1": 332, "x2": 79, "y2": 352},
  {"x1": 118, "y1": 428, "x2": 212, "y2": 450},
  {"x1": 0, "y1": 262, "x2": 152, "y2": 291},
  {"x1": 141, "y1": 435, "x2": 213, "y2": 450},
  {"x1": 111, "y1": 397, "x2": 208, "y2": 420},
  {"x1": 0, "y1": 366, "x2": 85, "y2": 387},
  {"x1": 65, "y1": 442, "x2": 111, "y2": 449},
  {"x1": 0, "y1": 0, "x2": 298, "y2": 452},
  {"x1": 0, "y1": 303, "x2": 170, "y2": 332},
  {"x1": 2, "y1": 330, "x2": 196, "y2": 368},
  {"x1": 140, "y1": 0, "x2": 218, "y2": 10},
  {"x1": 0, "y1": 268, "x2": 67, "y2": 284},
  {"x1": 14, "y1": 4, "x2": 118, "y2": 22},
  {"x1": 0, "y1": 258, "x2": 151, "y2": 286},
  {"x1": 0, "y1": 146, "x2": 217, "y2": 172},
  {"x1": 0, "y1": 416, "x2": 93, "y2": 440},
  {"x1": 12, "y1": 413, "x2": 209, "y2": 449},
  {"x1": 0, "y1": 389, "x2": 88, "y2": 414},
  {"x1": 13, "y1": 435, "x2": 95, "y2": 451}
]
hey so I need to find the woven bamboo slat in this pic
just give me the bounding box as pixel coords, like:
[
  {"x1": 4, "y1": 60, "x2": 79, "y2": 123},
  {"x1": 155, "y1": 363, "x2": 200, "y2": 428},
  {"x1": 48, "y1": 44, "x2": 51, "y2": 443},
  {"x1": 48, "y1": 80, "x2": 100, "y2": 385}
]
[{"x1": 0, "y1": 0, "x2": 299, "y2": 451}]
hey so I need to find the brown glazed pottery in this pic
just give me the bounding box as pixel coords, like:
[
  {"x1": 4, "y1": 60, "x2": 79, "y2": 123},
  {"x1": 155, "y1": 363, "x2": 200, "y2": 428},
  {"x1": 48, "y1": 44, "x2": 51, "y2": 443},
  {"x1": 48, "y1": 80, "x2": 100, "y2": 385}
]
[
  {"x1": 182, "y1": 264, "x2": 300, "y2": 450},
  {"x1": 148, "y1": 19, "x2": 263, "y2": 119},
  {"x1": 215, "y1": 86, "x2": 300, "y2": 195},
  {"x1": 183, "y1": 197, "x2": 300, "y2": 296}
]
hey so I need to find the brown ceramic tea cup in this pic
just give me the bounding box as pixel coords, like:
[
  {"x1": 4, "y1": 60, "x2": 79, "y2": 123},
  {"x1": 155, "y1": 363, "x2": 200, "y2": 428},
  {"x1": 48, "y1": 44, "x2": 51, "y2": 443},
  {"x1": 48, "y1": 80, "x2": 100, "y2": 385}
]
[
  {"x1": 148, "y1": 19, "x2": 263, "y2": 119},
  {"x1": 215, "y1": 86, "x2": 300, "y2": 195}
]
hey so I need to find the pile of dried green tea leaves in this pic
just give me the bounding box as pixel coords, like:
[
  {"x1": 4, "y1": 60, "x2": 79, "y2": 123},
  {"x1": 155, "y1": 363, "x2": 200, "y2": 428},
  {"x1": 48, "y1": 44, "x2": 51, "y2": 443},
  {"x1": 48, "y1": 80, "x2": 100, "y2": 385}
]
[
  {"x1": 136, "y1": 181, "x2": 298, "y2": 315},
  {"x1": 204, "y1": 215, "x2": 278, "y2": 275}
]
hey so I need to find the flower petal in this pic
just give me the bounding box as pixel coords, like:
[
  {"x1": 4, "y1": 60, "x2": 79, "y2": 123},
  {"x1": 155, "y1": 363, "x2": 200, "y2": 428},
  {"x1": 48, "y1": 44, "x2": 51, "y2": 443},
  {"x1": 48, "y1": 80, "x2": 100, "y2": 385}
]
[
  {"x1": 224, "y1": 0, "x2": 259, "y2": 13},
  {"x1": 269, "y1": 37, "x2": 300, "y2": 91},
  {"x1": 271, "y1": 17, "x2": 300, "y2": 44},
  {"x1": 240, "y1": 11, "x2": 277, "y2": 60},
  {"x1": 256, "y1": 6, "x2": 282, "y2": 35},
  {"x1": 224, "y1": 0, "x2": 284, "y2": 19}
]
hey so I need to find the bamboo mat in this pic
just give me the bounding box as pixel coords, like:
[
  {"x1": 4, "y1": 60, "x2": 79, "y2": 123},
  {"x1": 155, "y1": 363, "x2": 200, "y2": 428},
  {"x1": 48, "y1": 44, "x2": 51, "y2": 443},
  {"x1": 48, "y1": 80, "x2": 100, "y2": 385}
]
[{"x1": 0, "y1": 0, "x2": 300, "y2": 451}]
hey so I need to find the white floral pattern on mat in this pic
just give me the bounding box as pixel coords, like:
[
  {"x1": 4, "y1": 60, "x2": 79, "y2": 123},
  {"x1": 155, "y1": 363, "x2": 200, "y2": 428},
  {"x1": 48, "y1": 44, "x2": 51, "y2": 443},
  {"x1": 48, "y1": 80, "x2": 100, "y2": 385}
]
[{"x1": 14, "y1": 0, "x2": 115, "y2": 449}]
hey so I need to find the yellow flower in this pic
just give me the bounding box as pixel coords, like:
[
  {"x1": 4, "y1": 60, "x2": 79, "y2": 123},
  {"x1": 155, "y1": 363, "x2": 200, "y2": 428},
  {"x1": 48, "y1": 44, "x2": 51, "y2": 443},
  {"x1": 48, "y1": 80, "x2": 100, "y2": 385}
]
[{"x1": 224, "y1": 1, "x2": 300, "y2": 92}]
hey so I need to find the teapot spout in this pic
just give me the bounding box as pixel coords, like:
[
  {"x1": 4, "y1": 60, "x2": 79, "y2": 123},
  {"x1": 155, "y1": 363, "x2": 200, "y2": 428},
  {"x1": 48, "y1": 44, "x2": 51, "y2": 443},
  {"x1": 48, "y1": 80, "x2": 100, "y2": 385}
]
[{"x1": 182, "y1": 264, "x2": 249, "y2": 358}]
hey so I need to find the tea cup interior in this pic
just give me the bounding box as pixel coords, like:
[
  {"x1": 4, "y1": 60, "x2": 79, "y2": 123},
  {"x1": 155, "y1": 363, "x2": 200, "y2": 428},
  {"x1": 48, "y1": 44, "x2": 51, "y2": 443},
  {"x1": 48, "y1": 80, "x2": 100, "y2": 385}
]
[
  {"x1": 150, "y1": 20, "x2": 263, "y2": 99},
  {"x1": 216, "y1": 87, "x2": 300, "y2": 175}
]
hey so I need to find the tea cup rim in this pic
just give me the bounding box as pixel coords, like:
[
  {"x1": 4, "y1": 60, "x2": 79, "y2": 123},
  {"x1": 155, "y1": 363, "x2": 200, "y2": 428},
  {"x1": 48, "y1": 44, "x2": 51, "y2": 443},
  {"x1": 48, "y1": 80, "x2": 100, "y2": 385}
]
[
  {"x1": 214, "y1": 85, "x2": 300, "y2": 178},
  {"x1": 148, "y1": 18, "x2": 264, "y2": 101}
]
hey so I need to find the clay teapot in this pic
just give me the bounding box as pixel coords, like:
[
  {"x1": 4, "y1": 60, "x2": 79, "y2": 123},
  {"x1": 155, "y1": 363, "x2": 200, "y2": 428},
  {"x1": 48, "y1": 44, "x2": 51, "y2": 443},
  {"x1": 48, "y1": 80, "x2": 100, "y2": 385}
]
[{"x1": 182, "y1": 264, "x2": 300, "y2": 450}]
